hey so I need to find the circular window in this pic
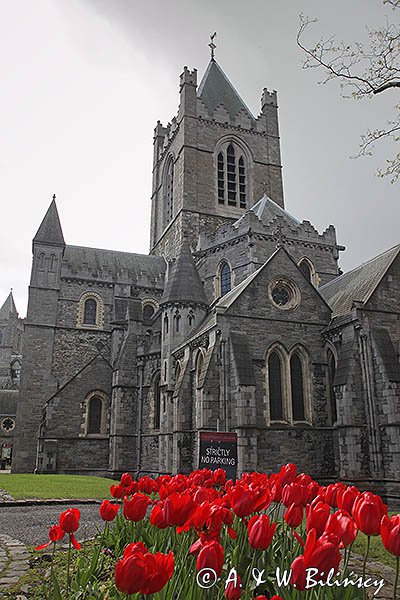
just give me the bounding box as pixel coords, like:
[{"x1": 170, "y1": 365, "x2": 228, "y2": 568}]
[
  {"x1": 1, "y1": 418, "x2": 15, "y2": 432},
  {"x1": 269, "y1": 279, "x2": 300, "y2": 310}
]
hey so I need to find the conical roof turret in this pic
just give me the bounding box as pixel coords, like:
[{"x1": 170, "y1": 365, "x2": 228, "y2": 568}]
[
  {"x1": 0, "y1": 291, "x2": 18, "y2": 320},
  {"x1": 161, "y1": 240, "x2": 208, "y2": 306},
  {"x1": 33, "y1": 197, "x2": 65, "y2": 247}
]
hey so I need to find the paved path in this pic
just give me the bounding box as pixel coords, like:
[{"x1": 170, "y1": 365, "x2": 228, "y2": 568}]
[
  {"x1": 0, "y1": 533, "x2": 30, "y2": 594},
  {"x1": 0, "y1": 502, "x2": 103, "y2": 594}
]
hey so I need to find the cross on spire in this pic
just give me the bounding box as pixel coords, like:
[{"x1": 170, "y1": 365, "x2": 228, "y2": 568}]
[
  {"x1": 52, "y1": 193, "x2": 56, "y2": 201},
  {"x1": 209, "y1": 32, "x2": 217, "y2": 60}
]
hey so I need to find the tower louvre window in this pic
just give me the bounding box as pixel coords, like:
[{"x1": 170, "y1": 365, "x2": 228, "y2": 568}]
[
  {"x1": 215, "y1": 141, "x2": 247, "y2": 208},
  {"x1": 153, "y1": 373, "x2": 161, "y2": 429},
  {"x1": 217, "y1": 152, "x2": 225, "y2": 204},
  {"x1": 165, "y1": 157, "x2": 174, "y2": 224}
]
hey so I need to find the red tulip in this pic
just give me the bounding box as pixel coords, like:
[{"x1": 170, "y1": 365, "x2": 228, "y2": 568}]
[
  {"x1": 380, "y1": 514, "x2": 400, "y2": 556},
  {"x1": 278, "y1": 463, "x2": 297, "y2": 485},
  {"x1": 290, "y1": 555, "x2": 307, "y2": 590},
  {"x1": 164, "y1": 491, "x2": 196, "y2": 527},
  {"x1": 110, "y1": 483, "x2": 127, "y2": 499},
  {"x1": 196, "y1": 541, "x2": 224, "y2": 577},
  {"x1": 306, "y1": 501, "x2": 330, "y2": 536},
  {"x1": 352, "y1": 492, "x2": 387, "y2": 536},
  {"x1": 225, "y1": 574, "x2": 242, "y2": 599},
  {"x1": 138, "y1": 475, "x2": 158, "y2": 495},
  {"x1": 247, "y1": 514, "x2": 276, "y2": 550},
  {"x1": 325, "y1": 510, "x2": 358, "y2": 548},
  {"x1": 150, "y1": 503, "x2": 169, "y2": 529},
  {"x1": 303, "y1": 529, "x2": 342, "y2": 580},
  {"x1": 213, "y1": 468, "x2": 227, "y2": 486},
  {"x1": 282, "y1": 482, "x2": 308, "y2": 507},
  {"x1": 227, "y1": 483, "x2": 271, "y2": 518},
  {"x1": 35, "y1": 524, "x2": 65, "y2": 550},
  {"x1": 115, "y1": 552, "x2": 146, "y2": 595},
  {"x1": 59, "y1": 507, "x2": 80, "y2": 533},
  {"x1": 123, "y1": 492, "x2": 150, "y2": 522},
  {"x1": 141, "y1": 550, "x2": 174, "y2": 594},
  {"x1": 120, "y1": 472, "x2": 133, "y2": 488},
  {"x1": 99, "y1": 499, "x2": 120, "y2": 522},
  {"x1": 284, "y1": 503, "x2": 304, "y2": 528},
  {"x1": 336, "y1": 485, "x2": 359, "y2": 513}
]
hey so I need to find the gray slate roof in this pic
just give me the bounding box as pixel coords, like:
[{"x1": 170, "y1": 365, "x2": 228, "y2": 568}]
[
  {"x1": 320, "y1": 245, "x2": 400, "y2": 318},
  {"x1": 198, "y1": 59, "x2": 254, "y2": 120},
  {"x1": 62, "y1": 246, "x2": 166, "y2": 283},
  {"x1": 249, "y1": 194, "x2": 300, "y2": 227},
  {"x1": 161, "y1": 241, "x2": 207, "y2": 305},
  {"x1": 0, "y1": 292, "x2": 17, "y2": 320},
  {"x1": 34, "y1": 199, "x2": 65, "y2": 247}
]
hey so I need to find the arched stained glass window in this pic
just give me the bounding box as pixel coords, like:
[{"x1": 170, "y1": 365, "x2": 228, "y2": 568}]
[
  {"x1": 84, "y1": 298, "x2": 97, "y2": 325},
  {"x1": 88, "y1": 396, "x2": 102, "y2": 434},
  {"x1": 143, "y1": 304, "x2": 155, "y2": 323},
  {"x1": 299, "y1": 259, "x2": 312, "y2": 284},
  {"x1": 164, "y1": 315, "x2": 169, "y2": 335},
  {"x1": 220, "y1": 262, "x2": 232, "y2": 296},
  {"x1": 269, "y1": 351, "x2": 283, "y2": 420},
  {"x1": 290, "y1": 354, "x2": 305, "y2": 421}
]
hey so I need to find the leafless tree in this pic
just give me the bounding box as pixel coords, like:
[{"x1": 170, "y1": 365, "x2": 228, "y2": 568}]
[{"x1": 297, "y1": 0, "x2": 400, "y2": 181}]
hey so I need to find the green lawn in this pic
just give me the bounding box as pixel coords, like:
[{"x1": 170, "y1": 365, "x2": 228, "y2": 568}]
[
  {"x1": 0, "y1": 474, "x2": 113, "y2": 500},
  {"x1": 352, "y1": 528, "x2": 397, "y2": 569}
]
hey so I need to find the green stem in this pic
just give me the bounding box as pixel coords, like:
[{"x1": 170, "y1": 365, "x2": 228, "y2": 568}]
[
  {"x1": 394, "y1": 556, "x2": 399, "y2": 600},
  {"x1": 342, "y1": 539, "x2": 354, "y2": 579},
  {"x1": 50, "y1": 541, "x2": 56, "y2": 597},
  {"x1": 362, "y1": 535, "x2": 370, "y2": 600},
  {"x1": 66, "y1": 536, "x2": 72, "y2": 595}
]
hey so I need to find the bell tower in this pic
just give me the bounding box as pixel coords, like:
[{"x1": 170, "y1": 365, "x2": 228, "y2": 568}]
[{"x1": 150, "y1": 51, "x2": 284, "y2": 259}]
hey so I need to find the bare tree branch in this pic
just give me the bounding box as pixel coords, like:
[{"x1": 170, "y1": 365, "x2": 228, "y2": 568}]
[{"x1": 297, "y1": 4, "x2": 400, "y2": 180}]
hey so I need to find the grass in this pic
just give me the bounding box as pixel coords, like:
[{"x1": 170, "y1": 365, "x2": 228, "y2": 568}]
[
  {"x1": 0, "y1": 474, "x2": 112, "y2": 500},
  {"x1": 352, "y1": 529, "x2": 397, "y2": 569}
]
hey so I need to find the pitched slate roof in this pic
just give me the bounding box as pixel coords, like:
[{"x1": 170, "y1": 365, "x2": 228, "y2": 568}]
[
  {"x1": 249, "y1": 194, "x2": 300, "y2": 227},
  {"x1": 161, "y1": 240, "x2": 208, "y2": 306},
  {"x1": 198, "y1": 59, "x2": 254, "y2": 120},
  {"x1": 0, "y1": 292, "x2": 17, "y2": 320},
  {"x1": 62, "y1": 246, "x2": 166, "y2": 283},
  {"x1": 33, "y1": 199, "x2": 65, "y2": 246},
  {"x1": 320, "y1": 245, "x2": 400, "y2": 318}
]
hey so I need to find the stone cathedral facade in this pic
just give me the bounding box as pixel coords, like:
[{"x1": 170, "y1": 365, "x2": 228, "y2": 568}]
[{"x1": 12, "y1": 57, "x2": 400, "y2": 504}]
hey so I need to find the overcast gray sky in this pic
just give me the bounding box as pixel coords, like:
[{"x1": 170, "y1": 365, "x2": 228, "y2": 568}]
[{"x1": 1, "y1": 0, "x2": 398, "y2": 317}]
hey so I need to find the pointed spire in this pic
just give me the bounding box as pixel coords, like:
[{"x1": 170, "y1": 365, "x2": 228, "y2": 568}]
[
  {"x1": 33, "y1": 196, "x2": 65, "y2": 247},
  {"x1": 161, "y1": 240, "x2": 208, "y2": 306},
  {"x1": 0, "y1": 291, "x2": 18, "y2": 320},
  {"x1": 198, "y1": 59, "x2": 254, "y2": 121}
]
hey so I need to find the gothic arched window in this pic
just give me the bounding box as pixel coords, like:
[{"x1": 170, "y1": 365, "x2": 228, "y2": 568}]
[
  {"x1": 216, "y1": 141, "x2": 248, "y2": 208},
  {"x1": 165, "y1": 156, "x2": 174, "y2": 225},
  {"x1": 0, "y1": 331, "x2": 2, "y2": 346},
  {"x1": 290, "y1": 354, "x2": 305, "y2": 421},
  {"x1": 175, "y1": 313, "x2": 181, "y2": 332},
  {"x1": 220, "y1": 262, "x2": 232, "y2": 296},
  {"x1": 84, "y1": 298, "x2": 97, "y2": 325},
  {"x1": 196, "y1": 351, "x2": 204, "y2": 388},
  {"x1": 143, "y1": 303, "x2": 155, "y2": 323},
  {"x1": 49, "y1": 254, "x2": 56, "y2": 272},
  {"x1": 88, "y1": 396, "x2": 102, "y2": 434},
  {"x1": 268, "y1": 351, "x2": 283, "y2": 420},
  {"x1": 164, "y1": 314, "x2": 169, "y2": 335},
  {"x1": 153, "y1": 373, "x2": 161, "y2": 429},
  {"x1": 77, "y1": 292, "x2": 104, "y2": 328}
]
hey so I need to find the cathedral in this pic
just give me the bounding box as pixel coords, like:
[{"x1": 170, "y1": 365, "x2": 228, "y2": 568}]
[{"x1": 11, "y1": 54, "x2": 400, "y2": 504}]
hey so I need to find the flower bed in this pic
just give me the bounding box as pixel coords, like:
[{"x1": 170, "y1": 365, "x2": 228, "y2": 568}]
[{"x1": 35, "y1": 464, "x2": 400, "y2": 599}]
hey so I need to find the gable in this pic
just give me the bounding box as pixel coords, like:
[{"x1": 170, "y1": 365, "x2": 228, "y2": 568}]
[
  {"x1": 219, "y1": 247, "x2": 331, "y2": 324},
  {"x1": 365, "y1": 251, "x2": 400, "y2": 314}
]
